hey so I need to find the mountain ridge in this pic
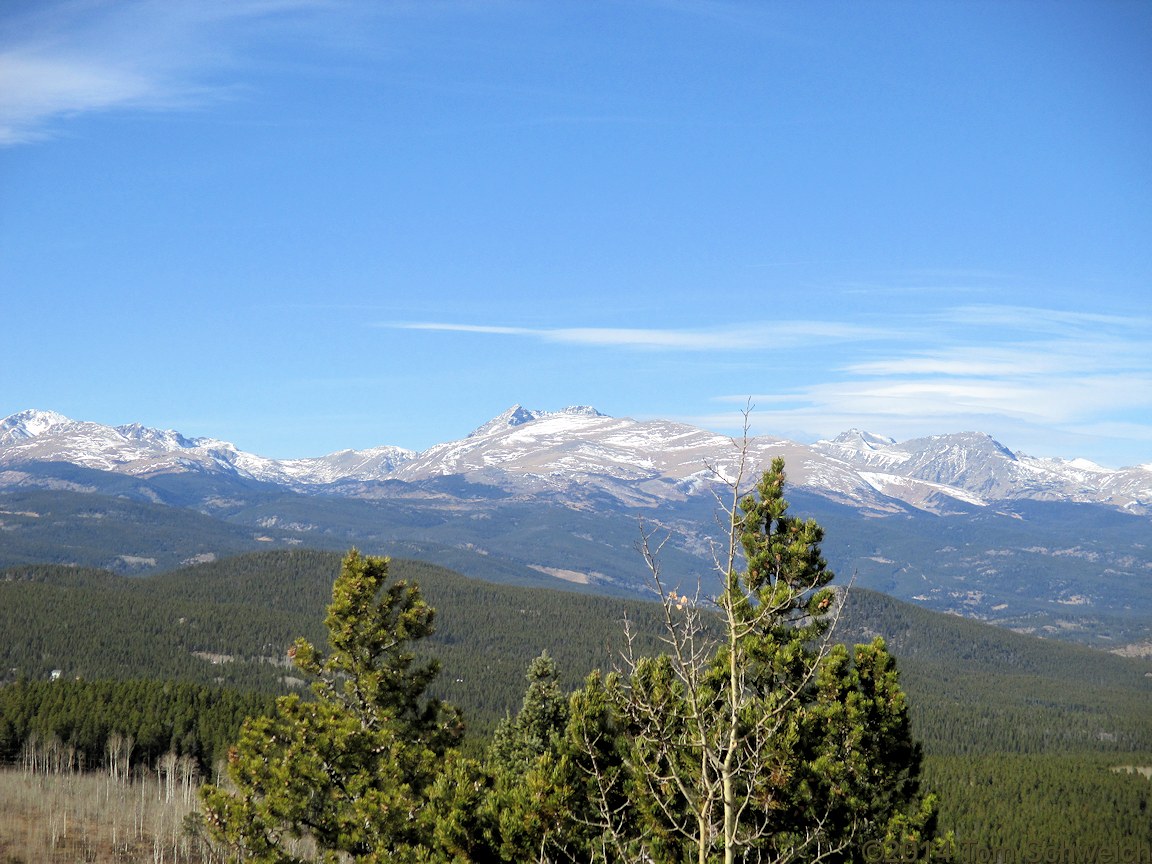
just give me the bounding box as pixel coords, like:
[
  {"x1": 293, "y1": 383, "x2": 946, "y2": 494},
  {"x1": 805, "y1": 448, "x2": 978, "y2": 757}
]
[
  {"x1": 2, "y1": 406, "x2": 1149, "y2": 516},
  {"x1": 1, "y1": 407, "x2": 1150, "y2": 651}
]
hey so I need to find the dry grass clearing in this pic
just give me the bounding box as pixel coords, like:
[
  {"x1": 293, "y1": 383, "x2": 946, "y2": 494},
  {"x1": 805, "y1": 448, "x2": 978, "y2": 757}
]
[{"x1": 0, "y1": 768, "x2": 220, "y2": 864}]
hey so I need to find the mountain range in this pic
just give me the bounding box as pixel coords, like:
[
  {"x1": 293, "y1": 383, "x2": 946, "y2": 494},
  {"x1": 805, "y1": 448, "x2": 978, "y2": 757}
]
[
  {"x1": 1, "y1": 406, "x2": 1150, "y2": 651},
  {"x1": 3, "y1": 406, "x2": 1150, "y2": 514}
]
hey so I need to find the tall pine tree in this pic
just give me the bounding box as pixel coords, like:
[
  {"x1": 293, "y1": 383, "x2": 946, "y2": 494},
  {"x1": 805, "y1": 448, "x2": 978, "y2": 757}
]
[
  {"x1": 558, "y1": 455, "x2": 942, "y2": 864},
  {"x1": 200, "y1": 550, "x2": 465, "y2": 863}
]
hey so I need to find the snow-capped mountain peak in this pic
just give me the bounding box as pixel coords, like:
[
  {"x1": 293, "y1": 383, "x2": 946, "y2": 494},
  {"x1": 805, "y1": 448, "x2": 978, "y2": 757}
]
[
  {"x1": 0, "y1": 411, "x2": 418, "y2": 487},
  {"x1": 558, "y1": 405, "x2": 604, "y2": 418},
  {"x1": 0, "y1": 408, "x2": 1149, "y2": 515},
  {"x1": 468, "y1": 404, "x2": 545, "y2": 438},
  {"x1": 827, "y1": 429, "x2": 898, "y2": 451},
  {"x1": 114, "y1": 422, "x2": 198, "y2": 451},
  {"x1": 0, "y1": 409, "x2": 73, "y2": 443},
  {"x1": 468, "y1": 404, "x2": 606, "y2": 439},
  {"x1": 1066, "y1": 457, "x2": 1107, "y2": 472}
]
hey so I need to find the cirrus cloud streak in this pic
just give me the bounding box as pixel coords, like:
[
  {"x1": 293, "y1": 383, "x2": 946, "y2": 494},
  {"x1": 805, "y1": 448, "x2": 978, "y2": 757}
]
[
  {"x1": 389, "y1": 305, "x2": 1151, "y2": 465},
  {"x1": 392, "y1": 320, "x2": 888, "y2": 351},
  {"x1": 0, "y1": 0, "x2": 332, "y2": 145}
]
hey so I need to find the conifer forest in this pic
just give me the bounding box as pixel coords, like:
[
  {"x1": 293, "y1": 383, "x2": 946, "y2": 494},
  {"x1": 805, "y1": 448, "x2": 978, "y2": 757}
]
[{"x1": 0, "y1": 461, "x2": 1149, "y2": 862}]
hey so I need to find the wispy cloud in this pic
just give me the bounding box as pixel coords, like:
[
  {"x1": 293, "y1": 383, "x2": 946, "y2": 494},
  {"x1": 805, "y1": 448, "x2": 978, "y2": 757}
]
[
  {"x1": 393, "y1": 304, "x2": 1151, "y2": 464},
  {"x1": 939, "y1": 304, "x2": 1151, "y2": 335},
  {"x1": 709, "y1": 305, "x2": 1152, "y2": 462},
  {"x1": 392, "y1": 320, "x2": 886, "y2": 351},
  {"x1": 0, "y1": 53, "x2": 153, "y2": 144},
  {"x1": 844, "y1": 339, "x2": 1150, "y2": 378},
  {"x1": 0, "y1": 0, "x2": 329, "y2": 145},
  {"x1": 739, "y1": 372, "x2": 1152, "y2": 425}
]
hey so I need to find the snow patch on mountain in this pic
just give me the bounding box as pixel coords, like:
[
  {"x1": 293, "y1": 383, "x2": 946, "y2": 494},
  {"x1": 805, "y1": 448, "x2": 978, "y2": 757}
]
[
  {"x1": 859, "y1": 472, "x2": 987, "y2": 509},
  {"x1": 1, "y1": 407, "x2": 1150, "y2": 515},
  {"x1": 0, "y1": 410, "x2": 417, "y2": 487},
  {"x1": 0, "y1": 409, "x2": 73, "y2": 442}
]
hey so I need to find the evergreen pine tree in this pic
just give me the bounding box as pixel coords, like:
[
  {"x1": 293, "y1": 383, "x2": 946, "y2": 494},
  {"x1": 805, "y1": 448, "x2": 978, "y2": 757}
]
[
  {"x1": 489, "y1": 651, "x2": 568, "y2": 777},
  {"x1": 200, "y1": 550, "x2": 464, "y2": 863},
  {"x1": 561, "y1": 455, "x2": 942, "y2": 864}
]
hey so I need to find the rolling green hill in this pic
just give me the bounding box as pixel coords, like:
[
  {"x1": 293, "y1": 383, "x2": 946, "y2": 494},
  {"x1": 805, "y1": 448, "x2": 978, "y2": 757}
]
[
  {"x1": 3, "y1": 549, "x2": 1149, "y2": 753},
  {"x1": 4, "y1": 470, "x2": 1150, "y2": 649},
  {"x1": 2, "y1": 547, "x2": 1150, "y2": 858}
]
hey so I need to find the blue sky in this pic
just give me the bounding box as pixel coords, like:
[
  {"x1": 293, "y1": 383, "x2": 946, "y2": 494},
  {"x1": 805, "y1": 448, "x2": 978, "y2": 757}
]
[{"x1": 2, "y1": 1, "x2": 1150, "y2": 467}]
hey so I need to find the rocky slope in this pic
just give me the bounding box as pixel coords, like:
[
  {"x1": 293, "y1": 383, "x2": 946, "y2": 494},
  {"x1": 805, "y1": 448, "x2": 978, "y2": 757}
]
[{"x1": 2, "y1": 406, "x2": 1150, "y2": 516}]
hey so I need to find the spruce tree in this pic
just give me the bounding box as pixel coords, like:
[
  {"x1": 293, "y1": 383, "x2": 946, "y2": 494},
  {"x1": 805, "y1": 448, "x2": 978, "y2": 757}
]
[
  {"x1": 489, "y1": 651, "x2": 568, "y2": 777},
  {"x1": 200, "y1": 550, "x2": 464, "y2": 863},
  {"x1": 561, "y1": 455, "x2": 942, "y2": 864}
]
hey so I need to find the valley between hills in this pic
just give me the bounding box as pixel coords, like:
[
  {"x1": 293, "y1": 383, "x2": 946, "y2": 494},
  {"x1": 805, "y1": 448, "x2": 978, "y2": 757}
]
[{"x1": 1, "y1": 408, "x2": 1150, "y2": 861}]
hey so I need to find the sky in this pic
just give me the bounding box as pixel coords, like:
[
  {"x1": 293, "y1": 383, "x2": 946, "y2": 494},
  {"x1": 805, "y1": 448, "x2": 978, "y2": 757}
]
[{"x1": 1, "y1": 1, "x2": 1150, "y2": 468}]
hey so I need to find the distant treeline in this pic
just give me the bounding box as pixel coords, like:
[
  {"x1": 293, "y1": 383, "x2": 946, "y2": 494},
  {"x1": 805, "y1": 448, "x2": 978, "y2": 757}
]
[
  {"x1": 0, "y1": 678, "x2": 273, "y2": 775},
  {"x1": 926, "y1": 753, "x2": 1152, "y2": 859}
]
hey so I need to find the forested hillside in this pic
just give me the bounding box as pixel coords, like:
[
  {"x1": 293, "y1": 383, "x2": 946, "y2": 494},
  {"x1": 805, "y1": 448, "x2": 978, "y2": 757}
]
[
  {"x1": 4, "y1": 469, "x2": 1150, "y2": 650},
  {"x1": 0, "y1": 678, "x2": 272, "y2": 773},
  {"x1": 2, "y1": 547, "x2": 1150, "y2": 859},
  {"x1": 4, "y1": 548, "x2": 1150, "y2": 750}
]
